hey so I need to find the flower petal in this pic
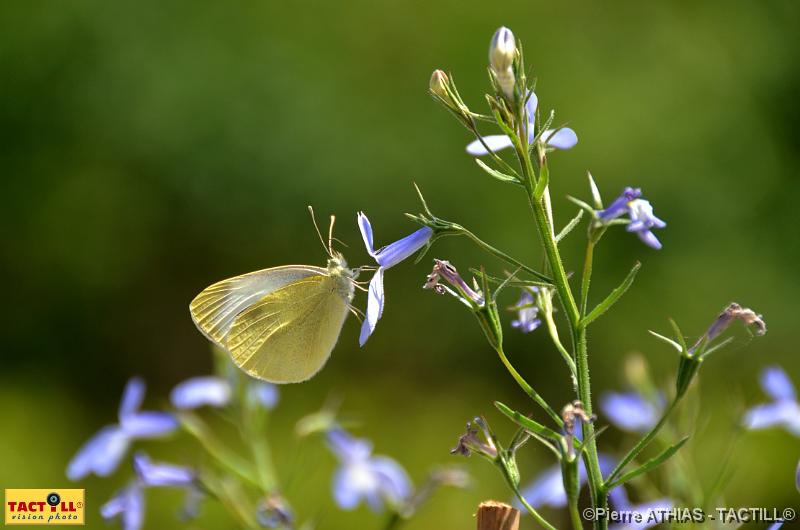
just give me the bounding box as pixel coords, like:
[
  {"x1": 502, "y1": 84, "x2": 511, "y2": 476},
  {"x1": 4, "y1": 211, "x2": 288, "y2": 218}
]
[
  {"x1": 636, "y1": 230, "x2": 662, "y2": 250},
  {"x1": 66, "y1": 425, "x2": 130, "y2": 480},
  {"x1": 543, "y1": 128, "x2": 578, "y2": 149},
  {"x1": 101, "y1": 483, "x2": 144, "y2": 530},
  {"x1": 760, "y1": 366, "x2": 796, "y2": 402},
  {"x1": 118, "y1": 377, "x2": 146, "y2": 420},
  {"x1": 326, "y1": 428, "x2": 373, "y2": 463},
  {"x1": 332, "y1": 465, "x2": 368, "y2": 510},
  {"x1": 525, "y1": 91, "x2": 539, "y2": 125},
  {"x1": 133, "y1": 452, "x2": 195, "y2": 487},
  {"x1": 360, "y1": 268, "x2": 385, "y2": 346},
  {"x1": 358, "y1": 212, "x2": 375, "y2": 256},
  {"x1": 609, "y1": 498, "x2": 673, "y2": 530},
  {"x1": 466, "y1": 135, "x2": 514, "y2": 156},
  {"x1": 247, "y1": 381, "x2": 279, "y2": 410},
  {"x1": 120, "y1": 412, "x2": 178, "y2": 438},
  {"x1": 170, "y1": 377, "x2": 232, "y2": 409},
  {"x1": 370, "y1": 456, "x2": 412, "y2": 506},
  {"x1": 372, "y1": 227, "x2": 432, "y2": 269},
  {"x1": 743, "y1": 401, "x2": 800, "y2": 432},
  {"x1": 601, "y1": 392, "x2": 660, "y2": 433}
]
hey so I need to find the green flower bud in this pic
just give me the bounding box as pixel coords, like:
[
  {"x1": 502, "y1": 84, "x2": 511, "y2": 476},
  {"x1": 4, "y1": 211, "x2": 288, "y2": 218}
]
[{"x1": 429, "y1": 69, "x2": 450, "y2": 99}]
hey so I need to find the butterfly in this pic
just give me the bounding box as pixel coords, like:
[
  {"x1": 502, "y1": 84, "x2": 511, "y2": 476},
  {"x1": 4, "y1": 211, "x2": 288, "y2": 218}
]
[{"x1": 190, "y1": 211, "x2": 359, "y2": 384}]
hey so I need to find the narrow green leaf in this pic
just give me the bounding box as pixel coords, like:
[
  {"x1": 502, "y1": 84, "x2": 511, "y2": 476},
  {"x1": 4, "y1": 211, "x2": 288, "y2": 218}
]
[
  {"x1": 468, "y1": 268, "x2": 552, "y2": 288},
  {"x1": 555, "y1": 210, "x2": 584, "y2": 243},
  {"x1": 494, "y1": 401, "x2": 562, "y2": 441},
  {"x1": 533, "y1": 160, "x2": 549, "y2": 200},
  {"x1": 475, "y1": 159, "x2": 523, "y2": 186},
  {"x1": 648, "y1": 330, "x2": 682, "y2": 352},
  {"x1": 668, "y1": 318, "x2": 689, "y2": 351},
  {"x1": 581, "y1": 262, "x2": 641, "y2": 328},
  {"x1": 606, "y1": 436, "x2": 689, "y2": 489},
  {"x1": 567, "y1": 195, "x2": 596, "y2": 215},
  {"x1": 587, "y1": 171, "x2": 603, "y2": 209},
  {"x1": 699, "y1": 336, "x2": 735, "y2": 358}
]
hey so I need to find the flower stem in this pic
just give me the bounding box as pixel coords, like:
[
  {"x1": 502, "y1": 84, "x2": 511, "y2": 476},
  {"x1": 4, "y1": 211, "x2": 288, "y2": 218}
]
[
  {"x1": 511, "y1": 485, "x2": 557, "y2": 530},
  {"x1": 495, "y1": 344, "x2": 563, "y2": 427},
  {"x1": 568, "y1": 495, "x2": 585, "y2": 530}
]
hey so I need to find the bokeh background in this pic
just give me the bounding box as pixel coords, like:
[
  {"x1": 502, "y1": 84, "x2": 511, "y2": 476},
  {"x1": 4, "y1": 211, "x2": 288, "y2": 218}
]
[{"x1": 2, "y1": 1, "x2": 798, "y2": 528}]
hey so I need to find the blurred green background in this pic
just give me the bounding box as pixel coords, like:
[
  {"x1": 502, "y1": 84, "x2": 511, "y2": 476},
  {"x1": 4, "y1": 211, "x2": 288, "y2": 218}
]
[{"x1": 2, "y1": 0, "x2": 798, "y2": 528}]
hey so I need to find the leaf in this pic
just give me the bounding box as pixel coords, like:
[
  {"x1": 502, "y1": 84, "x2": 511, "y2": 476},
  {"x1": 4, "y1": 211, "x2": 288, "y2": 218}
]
[
  {"x1": 668, "y1": 318, "x2": 689, "y2": 351},
  {"x1": 587, "y1": 171, "x2": 603, "y2": 209},
  {"x1": 469, "y1": 268, "x2": 552, "y2": 288},
  {"x1": 533, "y1": 160, "x2": 549, "y2": 200},
  {"x1": 475, "y1": 159, "x2": 523, "y2": 186},
  {"x1": 494, "y1": 401, "x2": 562, "y2": 441},
  {"x1": 567, "y1": 195, "x2": 596, "y2": 215},
  {"x1": 606, "y1": 436, "x2": 690, "y2": 490},
  {"x1": 555, "y1": 210, "x2": 584, "y2": 243},
  {"x1": 581, "y1": 262, "x2": 641, "y2": 328},
  {"x1": 648, "y1": 330, "x2": 682, "y2": 352}
]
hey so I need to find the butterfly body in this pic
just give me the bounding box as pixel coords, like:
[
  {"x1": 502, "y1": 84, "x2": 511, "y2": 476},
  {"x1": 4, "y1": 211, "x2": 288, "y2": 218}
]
[{"x1": 190, "y1": 254, "x2": 357, "y2": 384}]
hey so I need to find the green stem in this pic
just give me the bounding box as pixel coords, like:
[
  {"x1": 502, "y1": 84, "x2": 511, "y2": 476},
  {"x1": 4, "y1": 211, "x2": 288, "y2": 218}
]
[
  {"x1": 495, "y1": 344, "x2": 563, "y2": 427},
  {"x1": 512, "y1": 486, "x2": 558, "y2": 530},
  {"x1": 568, "y1": 495, "x2": 585, "y2": 530},
  {"x1": 543, "y1": 309, "x2": 578, "y2": 383},
  {"x1": 459, "y1": 227, "x2": 552, "y2": 283},
  {"x1": 605, "y1": 398, "x2": 681, "y2": 485},
  {"x1": 381, "y1": 511, "x2": 404, "y2": 530},
  {"x1": 580, "y1": 241, "x2": 595, "y2": 315}
]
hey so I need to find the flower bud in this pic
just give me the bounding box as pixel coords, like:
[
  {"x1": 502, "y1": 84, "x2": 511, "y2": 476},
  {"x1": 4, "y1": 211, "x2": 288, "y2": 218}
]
[
  {"x1": 429, "y1": 69, "x2": 450, "y2": 99},
  {"x1": 489, "y1": 27, "x2": 516, "y2": 72}
]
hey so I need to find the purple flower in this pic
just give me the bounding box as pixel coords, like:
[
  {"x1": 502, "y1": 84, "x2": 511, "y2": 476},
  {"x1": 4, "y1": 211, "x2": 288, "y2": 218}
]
[
  {"x1": 423, "y1": 259, "x2": 484, "y2": 307},
  {"x1": 358, "y1": 212, "x2": 433, "y2": 346},
  {"x1": 608, "y1": 486, "x2": 672, "y2": 530},
  {"x1": 326, "y1": 428, "x2": 412, "y2": 512},
  {"x1": 101, "y1": 482, "x2": 144, "y2": 530},
  {"x1": 466, "y1": 92, "x2": 578, "y2": 156},
  {"x1": 170, "y1": 376, "x2": 232, "y2": 409},
  {"x1": 743, "y1": 366, "x2": 800, "y2": 436},
  {"x1": 597, "y1": 188, "x2": 665, "y2": 250},
  {"x1": 67, "y1": 378, "x2": 177, "y2": 481},
  {"x1": 133, "y1": 452, "x2": 195, "y2": 487},
  {"x1": 509, "y1": 288, "x2": 541, "y2": 333},
  {"x1": 600, "y1": 392, "x2": 663, "y2": 433},
  {"x1": 247, "y1": 381, "x2": 279, "y2": 410}
]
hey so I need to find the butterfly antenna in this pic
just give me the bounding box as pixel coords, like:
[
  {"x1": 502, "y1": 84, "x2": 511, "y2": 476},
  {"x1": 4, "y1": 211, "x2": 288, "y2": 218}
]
[
  {"x1": 327, "y1": 215, "x2": 336, "y2": 255},
  {"x1": 308, "y1": 206, "x2": 332, "y2": 258}
]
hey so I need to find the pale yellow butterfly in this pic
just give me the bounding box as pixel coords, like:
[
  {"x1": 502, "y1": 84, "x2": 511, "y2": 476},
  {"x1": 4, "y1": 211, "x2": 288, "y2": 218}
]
[{"x1": 190, "y1": 211, "x2": 359, "y2": 383}]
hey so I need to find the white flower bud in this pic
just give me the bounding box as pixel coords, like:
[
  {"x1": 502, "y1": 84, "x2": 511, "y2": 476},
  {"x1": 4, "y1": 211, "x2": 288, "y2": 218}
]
[
  {"x1": 429, "y1": 69, "x2": 450, "y2": 99},
  {"x1": 489, "y1": 27, "x2": 516, "y2": 73}
]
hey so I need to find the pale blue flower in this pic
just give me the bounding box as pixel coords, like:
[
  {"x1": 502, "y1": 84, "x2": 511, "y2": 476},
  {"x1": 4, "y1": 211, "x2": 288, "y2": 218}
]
[
  {"x1": 133, "y1": 452, "x2": 195, "y2": 487},
  {"x1": 597, "y1": 187, "x2": 665, "y2": 250},
  {"x1": 466, "y1": 92, "x2": 578, "y2": 155},
  {"x1": 247, "y1": 381, "x2": 279, "y2": 410},
  {"x1": 358, "y1": 212, "x2": 433, "y2": 346},
  {"x1": 767, "y1": 523, "x2": 784, "y2": 530},
  {"x1": 326, "y1": 427, "x2": 412, "y2": 512},
  {"x1": 743, "y1": 366, "x2": 800, "y2": 436},
  {"x1": 510, "y1": 288, "x2": 541, "y2": 333},
  {"x1": 67, "y1": 378, "x2": 177, "y2": 481},
  {"x1": 608, "y1": 486, "x2": 672, "y2": 530},
  {"x1": 101, "y1": 482, "x2": 144, "y2": 530},
  {"x1": 600, "y1": 392, "x2": 663, "y2": 433},
  {"x1": 517, "y1": 455, "x2": 615, "y2": 509},
  {"x1": 170, "y1": 376, "x2": 231, "y2": 409}
]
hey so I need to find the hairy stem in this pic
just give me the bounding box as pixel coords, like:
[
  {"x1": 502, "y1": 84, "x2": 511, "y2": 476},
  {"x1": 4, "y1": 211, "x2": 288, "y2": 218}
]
[{"x1": 512, "y1": 486, "x2": 557, "y2": 530}]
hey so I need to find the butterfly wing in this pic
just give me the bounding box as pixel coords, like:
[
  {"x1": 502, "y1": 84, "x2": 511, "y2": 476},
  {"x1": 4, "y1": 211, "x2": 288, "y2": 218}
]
[
  {"x1": 190, "y1": 265, "x2": 327, "y2": 345},
  {"x1": 225, "y1": 275, "x2": 351, "y2": 383}
]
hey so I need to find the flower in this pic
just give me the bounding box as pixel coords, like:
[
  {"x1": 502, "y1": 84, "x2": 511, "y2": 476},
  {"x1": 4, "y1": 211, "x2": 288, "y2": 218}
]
[
  {"x1": 257, "y1": 494, "x2": 294, "y2": 528},
  {"x1": 101, "y1": 482, "x2": 144, "y2": 530},
  {"x1": 597, "y1": 187, "x2": 665, "y2": 249},
  {"x1": 170, "y1": 376, "x2": 231, "y2": 409},
  {"x1": 607, "y1": 486, "x2": 672, "y2": 530},
  {"x1": 600, "y1": 391, "x2": 663, "y2": 433},
  {"x1": 133, "y1": 452, "x2": 195, "y2": 487},
  {"x1": 743, "y1": 366, "x2": 800, "y2": 436},
  {"x1": 247, "y1": 381, "x2": 279, "y2": 410},
  {"x1": 489, "y1": 27, "x2": 516, "y2": 73},
  {"x1": 423, "y1": 259, "x2": 484, "y2": 307},
  {"x1": 466, "y1": 91, "x2": 578, "y2": 156},
  {"x1": 797, "y1": 459, "x2": 800, "y2": 493},
  {"x1": 450, "y1": 417, "x2": 498, "y2": 459},
  {"x1": 326, "y1": 427, "x2": 412, "y2": 512},
  {"x1": 696, "y1": 302, "x2": 766, "y2": 348},
  {"x1": 358, "y1": 212, "x2": 433, "y2": 346},
  {"x1": 509, "y1": 288, "x2": 541, "y2": 333},
  {"x1": 67, "y1": 378, "x2": 177, "y2": 481}
]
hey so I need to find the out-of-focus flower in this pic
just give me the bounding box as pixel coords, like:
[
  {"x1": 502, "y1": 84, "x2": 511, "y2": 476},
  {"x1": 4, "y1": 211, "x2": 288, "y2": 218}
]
[
  {"x1": 133, "y1": 452, "x2": 195, "y2": 487},
  {"x1": 247, "y1": 381, "x2": 279, "y2": 410},
  {"x1": 796, "y1": 460, "x2": 800, "y2": 493},
  {"x1": 257, "y1": 494, "x2": 294, "y2": 529},
  {"x1": 608, "y1": 486, "x2": 672, "y2": 530},
  {"x1": 600, "y1": 391, "x2": 663, "y2": 433},
  {"x1": 509, "y1": 288, "x2": 541, "y2": 333},
  {"x1": 326, "y1": 427, "x2": 412, "y2": 512},
  {"x1": 767, "y1": 522, "x2": 784, "y2": 530},
  {"x1": 517, "y1": 455, "x2": 614, "y2": 509},
  {"x1": 358, "y1": 212, "x2": 433, "y2": 346},
  {"x1": 597, "y1": 187, "x2": 665, "y2": 250},
  {"x1": 101, "y1": 482, "x2": 144, "y2": 530},
  {"x1": 466, "y1": 91, "x2": 578, "y2": 156},
  {"x1": 67, "y1": 378, "x2": 177, "y2": 481},
  {"x1": 450, "y1": 417, "x2": 498, "y2": 459},
  {"x1": 743, "y1": 366, "x2": 800, "y2": 436},
  {"x1": 170, "y1": 376, "x2": 231, "y2": 409},
  {"x1": 423, "y1": 259, "x2": 484, "y2": 307}
]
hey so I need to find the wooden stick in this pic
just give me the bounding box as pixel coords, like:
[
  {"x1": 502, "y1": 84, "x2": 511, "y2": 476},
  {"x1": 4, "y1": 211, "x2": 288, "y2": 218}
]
[{"x1": 476, "y1": 500, "x2": 520, "y2": 530}]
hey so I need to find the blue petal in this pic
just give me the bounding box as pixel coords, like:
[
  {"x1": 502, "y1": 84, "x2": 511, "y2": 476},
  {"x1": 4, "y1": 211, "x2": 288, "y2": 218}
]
[
  {"x1": 466, "y1": 134, "x2": 514, "y2": 156},
  {"x1": 120, "y1": 412, "x2": 178, "y2": 438},
  {"x1": 743, "y1": 401, "x2": 800, "y2": 434},
  {"x1": 66, "y1": 425, "x2": 130, "y2": 480},
  {"x1": 119, "y1": 377, "x2": 146, "y2": 420},
  {"x1": 760, "y1": 366, "x2": 796, "y2": 402},
  {"x1": 247, "y1": 381, "x2": 279, "y2": 410},
  {"x1": 601, "y1": 392, "x2": 660, "y2": 432},
  {"x1": 133, "y1": 452, "x2": 195, "y2": 487},
  {"x1": 525, "y1": 91, "x2": 539, "y2": 126},
  {"x1": 518, "y1": 465, "x2": 567, "y2": 508},
  {"x1": 543, "y1": 128, "x2": 578, "y2": 149},
  {"x1": 332, "y1": 465, "x2": 367, "y2": 510},
  {"x1": 358, "y1": 212, "x2": 375, "y2": 256},
  {"x1": 767, "y1": 523, "x2": 784, "y2": 530},
  {"x1": 326, "y1": 428, "x2": 373, "y2": 463},
  {"x1": 370, "y1": 456, "x2": 412, "y2": 506},
  {"x1": 360, "y1": 268, "x2": 385, "y2": 346},
  {"x1": 797, "y1": 460, "x2": 800, "y2": 493},
  {"x1": 372, "y1": 227, "x2": 433, "y2": 269},
  {"x1": 636, "y1": 230, "x2": 662, "y2": 250},
  {"x1": 170, "y1": 377, "x2": 231, "y2": 409},
  {"x1": 101, "y1": 483, "x2": 144, "y2": 530},
  {"x1": 609, "y1": 498, "x2": 673, "y2": 530}
]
